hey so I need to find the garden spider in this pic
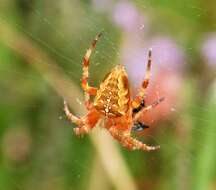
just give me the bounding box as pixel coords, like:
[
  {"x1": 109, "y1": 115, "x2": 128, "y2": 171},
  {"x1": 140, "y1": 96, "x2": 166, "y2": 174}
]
[{"x1": 63, "y1": 33, "x2": 164, "y2": 151}]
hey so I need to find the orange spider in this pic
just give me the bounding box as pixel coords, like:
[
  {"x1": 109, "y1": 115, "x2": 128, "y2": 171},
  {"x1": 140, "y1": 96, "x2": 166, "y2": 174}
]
[{"x1": 63, "y1": 33, "x2": 164, "y2": 151}]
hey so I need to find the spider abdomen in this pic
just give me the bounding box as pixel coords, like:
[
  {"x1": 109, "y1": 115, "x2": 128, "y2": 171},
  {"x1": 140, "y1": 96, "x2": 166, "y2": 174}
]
[{"x1": 93, "y1": 65, "x2": 130, "y2": 117}]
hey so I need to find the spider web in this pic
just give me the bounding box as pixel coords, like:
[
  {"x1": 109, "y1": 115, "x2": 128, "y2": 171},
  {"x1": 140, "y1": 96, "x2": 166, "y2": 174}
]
[{"x1": 0, "y1": 1, "x2": 215, "y2": 190}]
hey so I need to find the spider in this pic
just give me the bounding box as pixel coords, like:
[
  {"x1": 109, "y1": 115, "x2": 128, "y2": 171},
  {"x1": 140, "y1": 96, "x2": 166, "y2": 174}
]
[{"x1": 63, "y1": 33, "x2": 164, "y2": 151}]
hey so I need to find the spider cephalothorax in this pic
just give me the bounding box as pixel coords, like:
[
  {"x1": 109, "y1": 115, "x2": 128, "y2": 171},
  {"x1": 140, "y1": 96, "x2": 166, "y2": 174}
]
[{"x1": 63, "y1": 33, "x2": 164, "y2": 151}]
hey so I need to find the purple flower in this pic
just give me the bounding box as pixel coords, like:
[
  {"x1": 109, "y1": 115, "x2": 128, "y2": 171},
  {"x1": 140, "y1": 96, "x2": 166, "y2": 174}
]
[
  {"x1": 202, "y1": 34, "x2": 216, "y2": 67},
  {"x1": 122, "y1": 36, "x2": 185, "y2": 87},
  {"x1": 122, "y1": 45, "x2": 147, "y2": 87},
  {"x1": 112, "y1": 1, "x2": 146, "y2": 32},
  {"x1": 148, "y1": 37, "x2": 185, "y2": 72}
]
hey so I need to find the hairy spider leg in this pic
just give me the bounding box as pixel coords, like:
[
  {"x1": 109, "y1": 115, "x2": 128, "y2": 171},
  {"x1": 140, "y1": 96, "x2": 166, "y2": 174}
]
[
  {"x1": 132, "y1": 48, "x2": 152, "y2": 110},
  {"x1": 133, "y1": 97, "x2": 165, "y2": 122},
  {"x1": 63, "y1": 100, "x2": 100, "y2": 135},
  {"x1": 82, "y1": 32, "x2": 102, "y2": 109},
  {"x1": 108, "y1": 126, "x2": 160, "y2": 151}
]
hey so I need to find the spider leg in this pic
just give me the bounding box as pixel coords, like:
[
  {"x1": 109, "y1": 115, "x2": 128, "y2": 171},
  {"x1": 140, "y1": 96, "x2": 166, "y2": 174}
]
[
  {"x1": 133, "y1": 97, "x2": 165, "y2": 122},
  {"x1": 132, "y1": 48, "x2": 152, "y2": 110},
  {"x1": 108, "y1": 126, "x2": 160, "y2": 151},
  {"x1": 82, "y1": 32, "x2": 102, "y2": 108},
  {"x1": 63, "y1": 100, "x2": 100, "y2": 135},
  {"x1": 64, "y1": 100, "x2": 82, "y2": 125}
]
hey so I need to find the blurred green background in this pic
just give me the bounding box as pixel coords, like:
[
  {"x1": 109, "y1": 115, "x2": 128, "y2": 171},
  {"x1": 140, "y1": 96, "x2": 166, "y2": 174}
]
[{"x1": 0, "y1": 0, "x2": 216, "y2": 190}]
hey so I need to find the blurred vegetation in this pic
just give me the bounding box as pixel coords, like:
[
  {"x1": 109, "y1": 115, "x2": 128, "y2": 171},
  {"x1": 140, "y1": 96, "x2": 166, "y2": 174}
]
[{"x1": 0, "y1": 0, "x2": 216, "y2": 190}]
